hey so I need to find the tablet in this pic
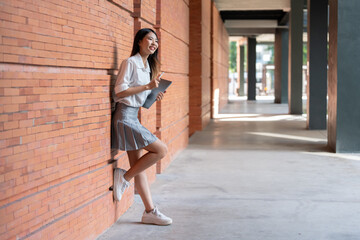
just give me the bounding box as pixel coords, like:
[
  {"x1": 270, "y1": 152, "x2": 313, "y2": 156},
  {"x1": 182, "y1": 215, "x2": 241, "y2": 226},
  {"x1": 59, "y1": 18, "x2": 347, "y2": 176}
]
[{"x1": 143, "y1": 79, "x2": 172, "y2": 109}]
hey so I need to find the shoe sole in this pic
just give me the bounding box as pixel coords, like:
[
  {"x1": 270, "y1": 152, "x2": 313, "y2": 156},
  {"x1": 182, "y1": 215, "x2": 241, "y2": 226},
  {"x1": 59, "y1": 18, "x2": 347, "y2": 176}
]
[
  {"x1": 141, "y1": 218, "x2": 172, "y2": 226},
  {"x1": 113, "y1": 168, "x2": 121, "y2": 201}
]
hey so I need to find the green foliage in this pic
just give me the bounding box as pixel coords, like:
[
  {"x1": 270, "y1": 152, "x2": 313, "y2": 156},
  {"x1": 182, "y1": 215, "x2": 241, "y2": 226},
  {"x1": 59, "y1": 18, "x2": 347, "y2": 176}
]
[
  {"x1": 264, "y1": 44, "x2": 275, "y2": 64},
  {"x1": 229, "y1": 41, "x2": 237, "y2": 73}
]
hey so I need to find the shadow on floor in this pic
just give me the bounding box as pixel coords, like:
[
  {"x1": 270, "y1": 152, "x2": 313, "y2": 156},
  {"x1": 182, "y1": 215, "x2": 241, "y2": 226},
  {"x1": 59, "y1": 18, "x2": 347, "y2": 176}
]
[{"x1": 97, "y1": 98, "x2": 360, "y2": 240}]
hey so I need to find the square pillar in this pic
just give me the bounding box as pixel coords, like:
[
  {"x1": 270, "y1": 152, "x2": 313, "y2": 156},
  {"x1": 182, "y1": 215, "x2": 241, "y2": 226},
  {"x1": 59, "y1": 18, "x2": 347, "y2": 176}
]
[
  {"x1": 328, "y1": 0, "x2": 360, "y2": 152},
  {"x1": 274, "y1": 29, "x2": 289, "y2": 103},
  {"x1": 307, "y1": 0, "x2": 328, "y2": 129},
  {"x1": 238, "y1": 45, "x2": 245, "y2": 96},
  {"x1": 247, "y1": 37, "x2": 256, "y2": 101},
  {"x1": 189, "y1": 0, "x2": 211, "y2": 135},
  {"x1": 281, "y1": 29, "x2": 289, "y2": 103},
  {"x1": 288, "y1": 0, "x2": 303, "y2": 114},
  {"x1": 275, "y1": 29, "x2": 282, "y2": 103}
]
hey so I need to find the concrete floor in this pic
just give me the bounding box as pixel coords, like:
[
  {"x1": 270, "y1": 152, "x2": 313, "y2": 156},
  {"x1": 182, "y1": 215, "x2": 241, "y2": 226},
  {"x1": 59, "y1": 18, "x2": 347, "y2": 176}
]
[{"x1": 97, "y1": 98, "x2": 360, "y2": 240}]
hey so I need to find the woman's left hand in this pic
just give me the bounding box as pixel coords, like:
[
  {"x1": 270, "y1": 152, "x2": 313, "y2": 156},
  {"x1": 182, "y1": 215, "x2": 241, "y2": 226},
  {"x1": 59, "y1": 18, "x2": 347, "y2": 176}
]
[{"x1": 156, "y1": 91, "x2": 165, "y2": 101}]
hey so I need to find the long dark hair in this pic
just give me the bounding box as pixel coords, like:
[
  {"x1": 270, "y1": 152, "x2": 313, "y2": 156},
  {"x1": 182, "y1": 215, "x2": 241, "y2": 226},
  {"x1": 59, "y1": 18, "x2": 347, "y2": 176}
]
[{"x1": 131, "y1": 28, "x2": 160, "y2": 80}]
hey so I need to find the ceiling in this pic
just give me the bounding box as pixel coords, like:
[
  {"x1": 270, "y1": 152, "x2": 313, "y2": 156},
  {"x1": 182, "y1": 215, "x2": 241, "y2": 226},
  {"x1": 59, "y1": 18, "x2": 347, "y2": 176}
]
[
  {"x1": 213, "y1": 0, "x2": 291, "y2": 37},
  {"x1": 222, "y1": 11, "x2": 288, "y2": 36},
  {"x1": 213, "y1": 0, "x2": 291, "y2": 12}
]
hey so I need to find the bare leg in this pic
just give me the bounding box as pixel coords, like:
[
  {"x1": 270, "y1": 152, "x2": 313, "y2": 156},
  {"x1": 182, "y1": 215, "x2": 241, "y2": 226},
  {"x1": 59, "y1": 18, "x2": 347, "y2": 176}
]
[
  {"x1": 124, "y1": 139, "x2": 167, "y2": 181},
  {"x1": 127, "y1": 149, "x2": 154, "y2": 212}
]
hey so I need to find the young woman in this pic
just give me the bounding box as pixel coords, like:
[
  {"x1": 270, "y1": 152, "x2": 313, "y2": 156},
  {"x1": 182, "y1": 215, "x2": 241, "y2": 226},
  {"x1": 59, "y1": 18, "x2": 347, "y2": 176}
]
[{"x1": 112, "y1": 28, "x2": 172, "y2": 226}]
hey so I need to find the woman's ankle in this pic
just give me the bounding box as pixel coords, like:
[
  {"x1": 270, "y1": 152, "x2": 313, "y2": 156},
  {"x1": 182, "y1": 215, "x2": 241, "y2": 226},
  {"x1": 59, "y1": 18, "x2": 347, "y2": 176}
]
[
  {"x1": 145, "y1": 207, "x2": 155, "y2": 213},
  {"x1": 123, "y1": 172, "x2": 131, "y2": 182}
]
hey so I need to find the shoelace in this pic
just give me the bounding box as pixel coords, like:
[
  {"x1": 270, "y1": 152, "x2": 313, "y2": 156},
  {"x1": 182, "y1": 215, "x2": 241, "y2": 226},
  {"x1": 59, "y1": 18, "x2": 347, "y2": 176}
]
[
  {"x1": 152, "y1": 207, "x2": 165, "y2": 218},
  {"x1": 120, "y1": 178, "x2": 130, "y2": 192}
]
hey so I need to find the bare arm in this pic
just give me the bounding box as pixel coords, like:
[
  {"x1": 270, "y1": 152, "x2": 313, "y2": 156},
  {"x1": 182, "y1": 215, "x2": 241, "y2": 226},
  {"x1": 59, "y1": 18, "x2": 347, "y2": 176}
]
[
  {"x1": 116, "y1": 84, "x2": 149, "y2": 98},
  {"x1": 115, "y1": 77, "x2": 160, "y2": 98}
]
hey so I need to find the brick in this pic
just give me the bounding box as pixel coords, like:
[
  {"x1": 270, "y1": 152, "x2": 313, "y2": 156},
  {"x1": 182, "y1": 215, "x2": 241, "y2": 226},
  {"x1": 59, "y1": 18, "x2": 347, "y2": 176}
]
[
  {"x1": 22, "y1": 134, "x2": 36, "y2": 144},
  {"x1": 6, "y1": 137, "x2": 21, "y2": 147},
  {"x1": 0, "y1": 147, "x2": 13, "y2": 157},
  {"x1": 14, "y1": 206, "x2": 29, "y2": 218},
  {"x1": 4, "y1": 121, "x2": 19, "y2": 130},
  {"x1": 4, "y1": 104, "x2": 19, "y2": 113},
  {"x1": 4, "y1": 168, "x2": 22, "y2": 181}
]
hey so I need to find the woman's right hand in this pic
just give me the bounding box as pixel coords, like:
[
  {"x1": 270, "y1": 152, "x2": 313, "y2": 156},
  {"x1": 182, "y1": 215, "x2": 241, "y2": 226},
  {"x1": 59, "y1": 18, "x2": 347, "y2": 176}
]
[
  {"x1": 146, "y1": 73, "x2": 162, "y2": 90},
  {"x1": 147, "y1": 78, "x2": 160, "y2": 90}
]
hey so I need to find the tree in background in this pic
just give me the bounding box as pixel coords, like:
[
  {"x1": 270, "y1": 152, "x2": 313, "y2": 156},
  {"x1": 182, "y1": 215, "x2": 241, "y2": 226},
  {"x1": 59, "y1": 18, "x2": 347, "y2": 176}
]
[
  {"x1": 264, "y1": 44, "x2": 275, "y2": 64},
  {"x1": 303, "y1": 43, "x2": 307, "y2": 65},
  {"x1": 229, "y1": 41, "x2": 237, "y2": 73}
]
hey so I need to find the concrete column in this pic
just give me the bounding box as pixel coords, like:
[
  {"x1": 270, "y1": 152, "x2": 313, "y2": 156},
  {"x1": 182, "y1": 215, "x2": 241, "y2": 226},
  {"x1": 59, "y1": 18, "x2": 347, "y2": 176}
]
[
  {"x1": 307, "y1": 0, "x2": 328, "y2": 129},
  {"x1": 275, "y1": 29, "x2": 289, "y2": 104},
  {"x1": 236, "y1": 41, "x2": 240, "y2": 95},
  {"x1": 328, "y1": 0, "x2": 360, "y2": 152},
  {"x1": 274, "y1": 29, "x2": 282, "y2": 103},
  {"x1": 238, "y1": 45, "x2": 245, "y2": 96},
  {"x1": 247, "y1": 37, "x2": 256, "y2": 100},
  {"x1": 281, "y1": 29, "x2": 289, "y2": 104},
  {"x1": 288, "y1": 0, "x2": 303, "y2": 114}
]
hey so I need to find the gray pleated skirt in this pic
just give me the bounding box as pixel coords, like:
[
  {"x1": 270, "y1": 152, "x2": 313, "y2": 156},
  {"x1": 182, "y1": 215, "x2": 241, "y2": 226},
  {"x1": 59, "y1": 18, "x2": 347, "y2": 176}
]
[{"x1": 111, "y1": 102, "x2": 158, "y2": 151}]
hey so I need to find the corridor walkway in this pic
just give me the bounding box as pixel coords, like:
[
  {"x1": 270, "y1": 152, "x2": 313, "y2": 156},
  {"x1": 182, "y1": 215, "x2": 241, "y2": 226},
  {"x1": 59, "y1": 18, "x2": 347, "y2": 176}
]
[{"x1": 97, "y1": 98, "x2": 360, "y2": 240}]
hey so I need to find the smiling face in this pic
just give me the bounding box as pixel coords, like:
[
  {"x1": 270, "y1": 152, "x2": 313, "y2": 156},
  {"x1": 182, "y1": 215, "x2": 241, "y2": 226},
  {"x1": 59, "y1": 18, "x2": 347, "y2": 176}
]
[{"x1": 138, "y1": 32, "x2": 159, "y2": 56}]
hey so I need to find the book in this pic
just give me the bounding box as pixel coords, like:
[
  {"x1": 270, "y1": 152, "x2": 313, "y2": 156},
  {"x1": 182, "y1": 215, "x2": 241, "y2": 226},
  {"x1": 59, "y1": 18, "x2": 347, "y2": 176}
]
[{"x1": 142, "y1": 79, "x2": 172, "y2": 109}]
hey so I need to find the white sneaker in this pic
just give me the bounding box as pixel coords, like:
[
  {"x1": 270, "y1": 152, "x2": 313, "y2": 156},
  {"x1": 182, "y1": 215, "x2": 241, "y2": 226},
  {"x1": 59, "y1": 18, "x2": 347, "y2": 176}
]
[
  {"x1": 113, "y1": 168, "x2": 130, "y2": 201},
  {"x1": 141, "y1": 206, "x2": 172, "y2": 226}
]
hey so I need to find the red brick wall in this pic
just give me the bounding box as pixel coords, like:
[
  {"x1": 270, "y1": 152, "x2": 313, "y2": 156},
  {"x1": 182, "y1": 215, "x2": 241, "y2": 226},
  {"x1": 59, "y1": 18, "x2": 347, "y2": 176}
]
[
  {"x1": 0, "y1": 0, "x2": 137, "y2": 238},
  {"x1": 189, "y1": 1, "x2": 228, "y2": 128},
  {"x1": 212, "y1": 2, "x2": 229, "y2": 115},
  {"x1": 189, "y1": 0, "x2": 211, "y2": 135},
  {"x1": 0, "y1": 0, "x2": 230, "y2": 239},
  {"x1": 155, "y1": 0, "x2": 189, "y2": 173},
  {"x1": 0, "y1": 0, "x2": 189, "y2": 239}
]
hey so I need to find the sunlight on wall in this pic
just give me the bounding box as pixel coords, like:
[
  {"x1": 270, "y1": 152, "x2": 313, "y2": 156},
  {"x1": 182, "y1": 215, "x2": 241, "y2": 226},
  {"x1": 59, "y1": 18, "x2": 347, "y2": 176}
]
[{"x1": 213, "y1": 88, "x2": 219, "y2": 117}]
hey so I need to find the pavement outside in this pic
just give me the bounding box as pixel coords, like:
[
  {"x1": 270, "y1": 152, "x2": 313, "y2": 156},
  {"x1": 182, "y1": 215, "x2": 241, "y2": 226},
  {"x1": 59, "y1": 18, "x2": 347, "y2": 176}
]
[{"x1": 97, "y1": 97, "x2": 360, "y2": 240}]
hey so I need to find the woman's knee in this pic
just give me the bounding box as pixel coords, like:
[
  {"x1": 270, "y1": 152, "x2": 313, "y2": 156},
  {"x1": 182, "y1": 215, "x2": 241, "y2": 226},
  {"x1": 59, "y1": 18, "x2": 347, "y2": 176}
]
[
  {"x1": 159, "y1": 143, "x2": 168, "y2": 158},
  {"x1": 154, "y1": 142, "x2": 167, "y2": 159},
  {"x1": 145, "y1": 140, "x2": 168, "y2": 158}
]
